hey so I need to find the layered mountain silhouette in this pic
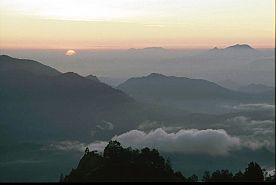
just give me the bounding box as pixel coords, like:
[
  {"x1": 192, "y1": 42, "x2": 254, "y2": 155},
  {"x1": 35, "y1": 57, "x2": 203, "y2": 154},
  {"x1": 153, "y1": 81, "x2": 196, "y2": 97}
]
[
  {"x1": 118, "y1": 73, "x2": 260, "y2": 100},
  {"x1": 208, "y1": 44, "x2": 255, "y2": 53},
  {"x1": 201, "y1": 44, "x2": 259, "y2": 59},
  {"x1": 0, "y1": 55, "x2": 205, "y2": 142},
  {"x1": 225, "y1": 44, "x2": 255, "y2": 50},
  {"x1": 0, "y1": 55, "x2": 273, "y2": 142},
  {"x1": 117, "y1": 73, "x2": 273, "y2": 113},
  {"x1": 0, "y1": 55, "x2": 141, "y2": 143}
]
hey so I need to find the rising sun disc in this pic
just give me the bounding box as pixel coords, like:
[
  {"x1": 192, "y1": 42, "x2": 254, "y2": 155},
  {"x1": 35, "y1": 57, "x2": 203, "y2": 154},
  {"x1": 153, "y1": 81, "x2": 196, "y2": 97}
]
[{"x1": 65, "y1": 50, "x2": 76, "y2": 56}]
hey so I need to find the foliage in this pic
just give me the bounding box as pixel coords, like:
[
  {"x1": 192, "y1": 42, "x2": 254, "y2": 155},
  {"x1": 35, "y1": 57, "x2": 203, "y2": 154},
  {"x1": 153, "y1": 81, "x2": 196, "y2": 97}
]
[
  {"x1": 202, "y1": 162, "x2": 274, "y2": 182},
  {"x1": 64, "y1": 141, "x2": 197, "y2": 182},
  {"x1": 63, "y1": 141, "x2": 274, "y2": 182}
]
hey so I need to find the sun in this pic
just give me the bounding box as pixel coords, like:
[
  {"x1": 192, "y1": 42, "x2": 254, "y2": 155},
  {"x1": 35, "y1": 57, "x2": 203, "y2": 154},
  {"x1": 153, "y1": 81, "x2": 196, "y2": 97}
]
[{"x1": 65, "y1": 50, "x2": 76, "y2": 56}]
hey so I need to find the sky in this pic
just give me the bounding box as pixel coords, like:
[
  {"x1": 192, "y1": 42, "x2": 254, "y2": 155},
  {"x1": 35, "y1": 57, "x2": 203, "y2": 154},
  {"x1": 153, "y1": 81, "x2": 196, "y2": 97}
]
[{"x1": 0, "y1": 0, "x2": 275, "y2": 49}]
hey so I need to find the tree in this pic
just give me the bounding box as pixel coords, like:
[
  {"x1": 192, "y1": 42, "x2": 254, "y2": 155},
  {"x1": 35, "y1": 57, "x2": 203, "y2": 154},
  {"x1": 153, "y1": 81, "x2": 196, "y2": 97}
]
[
  {"x1": 208, "y1": 169, "x2": 233, "y2": 182},
  {"x1": 233, "y1": 170, "x2": 244, "y2": 182},
  {"x1": 202, "y1": 162, "x2": 266, "y2": 182},
  {"x1": 103, "y1": 140, "x2": 123, "y2": 160},
  {"x1": 64, "y1": 141, "x2": 187, "y2": 182},
  {"x1": 202, "y1": 171, "x2": 211, "y2": 182},
  {"x1": 243, "y1": 162, "x2": 264, "y2": 182},
  {"x1": 85, "y1": 147, "x2": 89, "y2": 155},
  {"x1": 187, "y1": 174, "x2": 198, "y2": 182}
]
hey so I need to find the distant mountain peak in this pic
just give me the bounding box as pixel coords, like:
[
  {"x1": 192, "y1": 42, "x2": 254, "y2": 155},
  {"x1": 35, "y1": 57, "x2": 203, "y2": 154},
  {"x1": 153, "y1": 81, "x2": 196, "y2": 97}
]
[
  {"x1": 225, "y1": 44, "x2": 254, "y2": 50},
  {"x1": 208, "y1": 47, "x2": 221, "y2": 52},
  {"x1": 61, "y1": 72, "x2": 83, "y2": 79},
  {"x1": 0, "y1": 54, "x2": 12, "y2": 58},
  {"x1": 86, "y1": 74, "x2": 100, "y2": 82},
  {"x1": 127, "y1": 47, "x2": 166, "y2": 52},
  {"x1": 147, "y1": 73, "x2": 167, "y2": 78}
]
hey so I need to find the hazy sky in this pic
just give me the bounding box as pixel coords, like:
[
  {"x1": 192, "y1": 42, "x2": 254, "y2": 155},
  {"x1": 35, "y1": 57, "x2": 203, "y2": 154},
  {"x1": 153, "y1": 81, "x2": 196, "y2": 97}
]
[{"x1": 0, "y1": 0, "x2": 274, "y2": 49}]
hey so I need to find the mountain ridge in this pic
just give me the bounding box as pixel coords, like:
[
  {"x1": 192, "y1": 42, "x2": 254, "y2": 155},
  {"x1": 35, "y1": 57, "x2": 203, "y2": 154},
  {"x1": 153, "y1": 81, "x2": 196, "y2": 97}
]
[
  {"x1": 0, "y1": 55, "x2": 61, "y2": 76},
  {"x1": 0, "y1": 55, "x2": 141, "y2": 142}
]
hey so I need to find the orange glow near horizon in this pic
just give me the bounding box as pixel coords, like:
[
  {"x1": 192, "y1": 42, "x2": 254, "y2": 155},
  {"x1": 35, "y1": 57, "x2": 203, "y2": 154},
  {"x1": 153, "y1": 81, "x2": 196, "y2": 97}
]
[{"x1": 0, "y1": 0, "x2": 274, "y2": 50}]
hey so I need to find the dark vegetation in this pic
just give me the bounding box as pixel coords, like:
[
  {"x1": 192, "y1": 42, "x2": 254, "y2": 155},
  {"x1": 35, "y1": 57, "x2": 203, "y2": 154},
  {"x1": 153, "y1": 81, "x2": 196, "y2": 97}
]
[
  {"x1": 202, "y1": 162, "x2": 275, "y2": 182},
  {"x1": 63, "y1": 141, "x2": 275, "y2": 182},
  {"x1": 63, "y1": 141, "x2": 197, "y2": 182}
]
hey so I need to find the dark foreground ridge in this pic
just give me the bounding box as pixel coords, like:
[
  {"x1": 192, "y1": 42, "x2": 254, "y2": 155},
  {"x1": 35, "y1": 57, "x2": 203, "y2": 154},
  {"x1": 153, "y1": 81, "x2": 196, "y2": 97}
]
[
  {"x1": 63, "y1": 141, "x2": 197, "y2": 182},
  {"x1": 63, "y1": 141, "x2": 275, "y2": 182}
]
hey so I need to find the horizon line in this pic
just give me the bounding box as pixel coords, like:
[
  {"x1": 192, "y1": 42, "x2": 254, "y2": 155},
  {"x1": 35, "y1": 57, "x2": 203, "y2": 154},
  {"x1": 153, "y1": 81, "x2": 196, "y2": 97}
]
[{"x1": 1, "y1": 45, "x2": 275, "y2": 51}]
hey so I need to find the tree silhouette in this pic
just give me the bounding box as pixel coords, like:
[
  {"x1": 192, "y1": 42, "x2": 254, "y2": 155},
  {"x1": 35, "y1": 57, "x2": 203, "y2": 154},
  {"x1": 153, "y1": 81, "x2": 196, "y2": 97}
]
[
  {"x1": 202, "y1": 161, "x2": 268, "y2": 182},
  {"x1": 209, "y1": 169, "x2": 233, "y2": 182},
  {"x1": 233, "y1": 170, "x2": 244, "y2": 182},
  {"x1": 85, "y1": 147, "x2": 89, "y2": 155},
  {"x1": 63, "y1": 142, "x2": 270, "y2": 182},
  {"x1": 63, "y1": 141, "x2": 193, "y2": 182},
  {"x1": 243, "y1": 162, "x2": 264, "y2": 182},
  {"x1": 202, "y1": 171, "x2": 211, "y2": 182}
]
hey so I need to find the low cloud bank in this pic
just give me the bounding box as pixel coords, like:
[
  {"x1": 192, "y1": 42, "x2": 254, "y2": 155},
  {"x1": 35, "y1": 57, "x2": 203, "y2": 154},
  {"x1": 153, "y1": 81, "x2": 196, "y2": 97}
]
[
  {"x1": 112, "y1": 128, "x2": 241, "y2": 156},
  {"x1": 46, "y1": 128, "x2": 242, "y2": 156},
  {"x1": 225, "y1": 116, "x2": 275, "y2": 152}
]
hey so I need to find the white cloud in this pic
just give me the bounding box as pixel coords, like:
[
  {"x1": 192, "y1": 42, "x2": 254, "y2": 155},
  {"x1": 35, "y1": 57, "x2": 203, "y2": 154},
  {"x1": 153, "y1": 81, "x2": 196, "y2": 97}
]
[
  {"x1": 242, "y1": 140, "x2": 274, "y2": 152},
  {"x1": 44, "y1": 128, "x2": 241, "y2": 156},
  {"x1": 111, "y1": 128, "x2": 241, "y2": 156},
  {"x1": 225, "y1": 116, "x2": 275, "y2": 152},
  {"x1": 88, "y1": 141, "x2": 108, "y2": 153},
  {"x1": 45, "y1": 123, "x2": 275, "y2": 155}
]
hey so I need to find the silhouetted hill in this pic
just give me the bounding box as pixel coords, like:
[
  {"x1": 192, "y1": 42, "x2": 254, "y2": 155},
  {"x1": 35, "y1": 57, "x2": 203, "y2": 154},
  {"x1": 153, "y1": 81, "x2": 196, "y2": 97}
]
[
  {"x1": 117, "y1": 73, "x2": 273, "y2": 114},
  {"x1": 118, "y1": 73, "x2": 253, "y2": 101},
  {"x1": 0, "y1": 55, "x2": 142, "y2": 142},
  {"x1": 225, "y1": 44, "x2": 255, "y2": 51},
  {"x1": 63, "y1": 141, "x2": 195, "y2": 182},
  {"x1": 0, "y1": 55, "x2": 60, "y2": 76},
  {"x1": 207, "y1": 44, "x2": 255, "y2": 53},
  {"x1": 86, "y1": 74, "x2": 100, "y2": 82},
  {"x1": 203, "y1": 44, "x2": 258, "y2": 59}
]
